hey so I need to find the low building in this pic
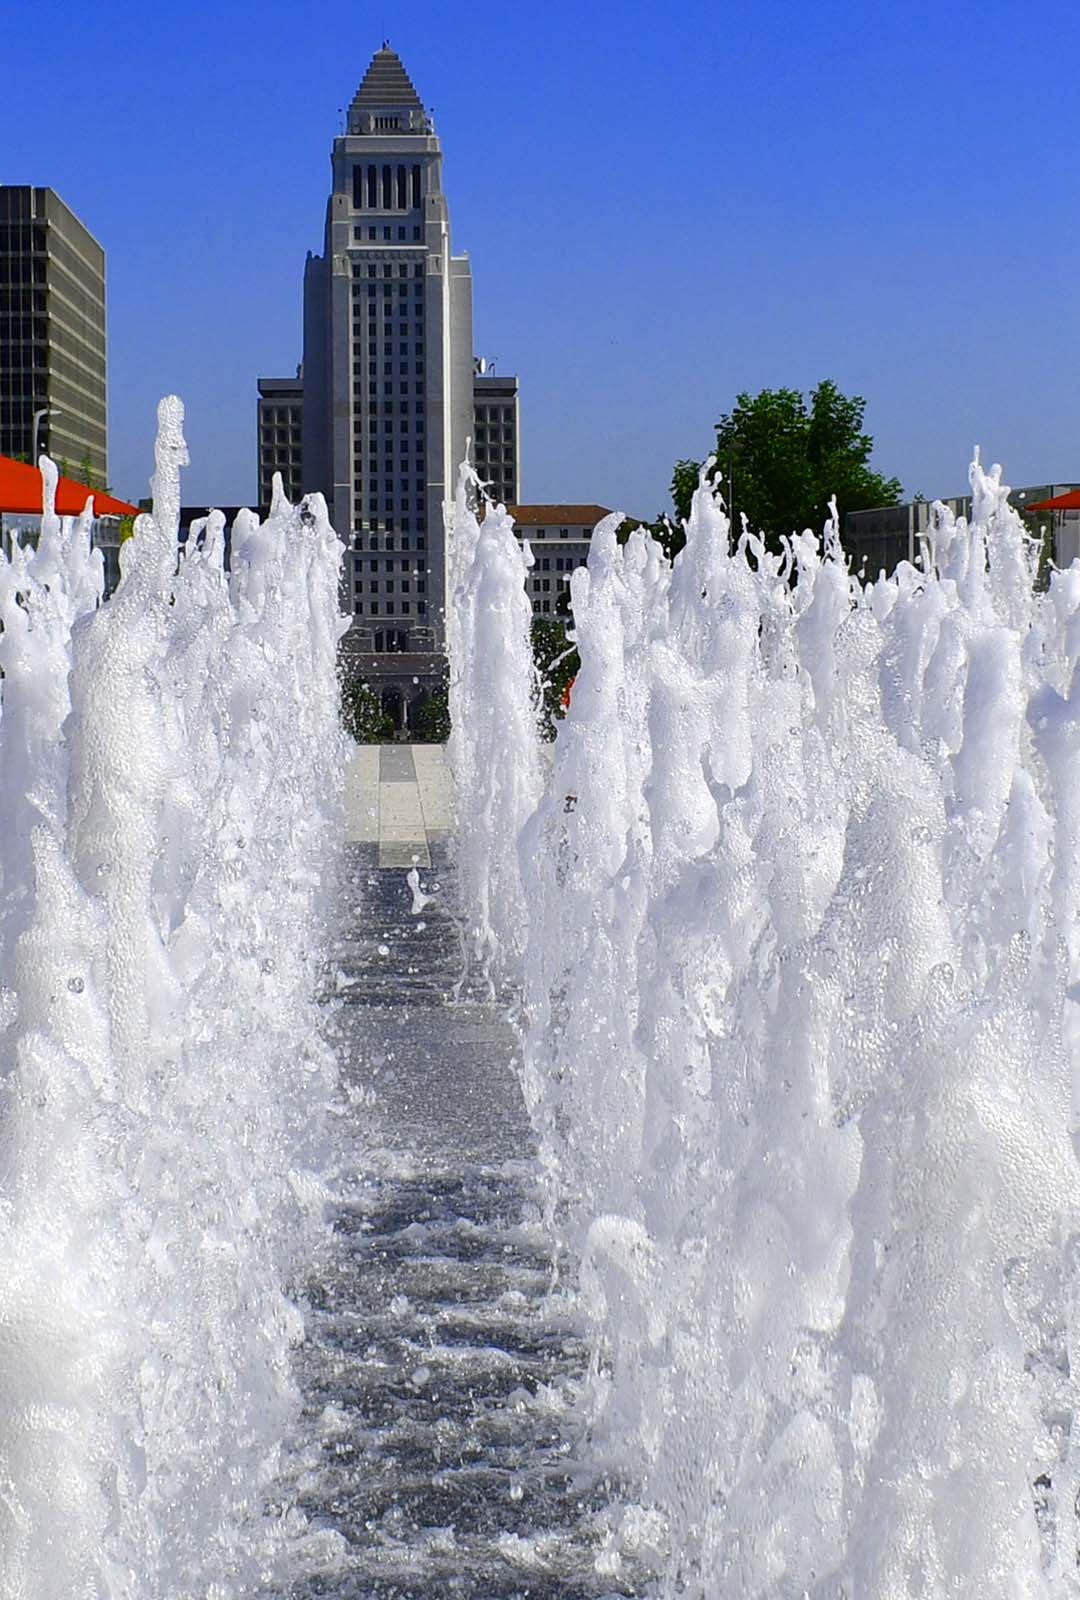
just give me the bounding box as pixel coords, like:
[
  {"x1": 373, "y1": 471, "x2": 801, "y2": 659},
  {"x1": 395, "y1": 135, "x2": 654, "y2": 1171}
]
[
  {"x1": 256, "y1": 373, "x2": 303, "y2": 511},
  {"x1": 505, "y1": 503, "x2": 614, "y2": 616},
  {"x1": 846, "y1": 484, "x2": 1080, "y2": 576}
]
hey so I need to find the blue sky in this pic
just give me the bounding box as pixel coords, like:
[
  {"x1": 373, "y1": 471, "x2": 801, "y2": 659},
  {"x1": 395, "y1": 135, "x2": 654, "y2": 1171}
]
[{"x1": 7, "y1": 0, "x2": 1079, "y2": 516}]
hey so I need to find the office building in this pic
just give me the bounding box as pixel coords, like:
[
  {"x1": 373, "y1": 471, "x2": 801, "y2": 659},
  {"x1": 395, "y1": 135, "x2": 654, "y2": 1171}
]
[
  {"x1": 0, "y1": 186, "x2": 107, "y2": 483},
  {"x1": 257, "y1": 372, "x2": 303, "y2": 509},
  {"x1": 473, "y1": 369, "x2": 520, "y2": 507},
  {"x1": 259, "y1": 45, "x2": 524, "y2": 728},
  {"x1": 303, "y1": 44, "x2": 474, "y2": 683}
]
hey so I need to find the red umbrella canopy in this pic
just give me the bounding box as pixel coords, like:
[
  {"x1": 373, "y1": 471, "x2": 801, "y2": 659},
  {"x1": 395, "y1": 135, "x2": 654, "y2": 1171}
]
[
  {"x1": 1022, "y1": 489, "x2": 1080, "y2": 513},
  {"x1": 0, "y1": 454, "x2": 139, "y2": 518}
]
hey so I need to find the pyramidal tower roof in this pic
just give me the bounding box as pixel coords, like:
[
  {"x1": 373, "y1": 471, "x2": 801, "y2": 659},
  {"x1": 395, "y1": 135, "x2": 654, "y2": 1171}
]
[{"x1": 351, "y1": 44, "x2": 424, "y2": 112}]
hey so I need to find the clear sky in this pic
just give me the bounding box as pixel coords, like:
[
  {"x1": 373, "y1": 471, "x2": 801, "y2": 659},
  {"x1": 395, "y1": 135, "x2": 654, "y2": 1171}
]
[{"x1": 7, "y1": 0, "x2": 1079, "y2": 517}]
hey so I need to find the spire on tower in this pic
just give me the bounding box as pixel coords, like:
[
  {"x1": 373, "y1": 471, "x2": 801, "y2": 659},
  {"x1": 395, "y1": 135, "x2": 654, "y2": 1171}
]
[{"x1": 351, "y1": 44, "x2": 424, "y2": 114}]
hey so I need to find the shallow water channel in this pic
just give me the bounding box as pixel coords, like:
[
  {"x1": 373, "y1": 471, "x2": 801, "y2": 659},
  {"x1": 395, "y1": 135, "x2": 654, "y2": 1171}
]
[{"x1": 288, "y1": 844, "x2": 636, "y2": 1599}]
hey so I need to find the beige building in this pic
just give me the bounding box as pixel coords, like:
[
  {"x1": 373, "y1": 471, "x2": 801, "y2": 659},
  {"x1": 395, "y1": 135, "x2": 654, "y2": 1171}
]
[
  {"x1": 0, "y1": 186, "x2": 107, "y2": 483},
  {"x1": 506, "y1": 504, "x2": 612, "y2": 616}
]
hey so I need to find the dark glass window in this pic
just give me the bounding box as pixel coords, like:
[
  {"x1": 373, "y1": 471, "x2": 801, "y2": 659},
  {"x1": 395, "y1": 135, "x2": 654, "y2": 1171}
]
[
  {"x1": 353, "y1": 166, "x2": 364, "y2": 208},
  {"x1": 381, "y1": 165, "x2": 392, "y2": 208},
  {"x1": 366, "y1": 165, "x2": 377, "y2": 207},
  {"x1": 396, "y1": 165, "x2": 407, "y2": 208},
  {"x1": 411, "y1": 165, "x2": 421, "y2": 207}
]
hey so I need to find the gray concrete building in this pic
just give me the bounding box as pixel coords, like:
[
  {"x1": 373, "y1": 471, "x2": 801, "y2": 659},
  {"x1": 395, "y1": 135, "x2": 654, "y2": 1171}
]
[
  {"x1": 302, "y1": 44, "x2": 476, "y2": 724},
  {"x1": 0, "y1": 186, "x2": 107, "y2": 482},
  {"x1": 257, "y1": 372, "x2": 303, "y2": 509},
  {"x1": 473, "y1": 369, "x2": 520, "y2": 507},
  {"x1": 846, "y1": 484, "x2": 1080, "y2": 575}
]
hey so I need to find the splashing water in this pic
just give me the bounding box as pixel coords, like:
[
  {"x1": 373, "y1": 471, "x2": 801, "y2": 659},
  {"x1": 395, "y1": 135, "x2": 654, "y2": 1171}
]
[
  {"x1": 446, "y1": 464, "x2": 544, "y2": 989},
  {"x1": 453, "y1": 455, "x2": 1080, "y2": 1597},
  {"x1": 0, "y1": 399, "x2": 348, "y2": 1597}
]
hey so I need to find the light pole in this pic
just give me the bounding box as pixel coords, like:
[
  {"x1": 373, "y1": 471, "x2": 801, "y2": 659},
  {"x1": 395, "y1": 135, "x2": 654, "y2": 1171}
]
[
  {"x1": 726, "y1": 435, "x2": 745, "y2": 536},
  {"x1": 31, "y1": 406, "x2": 61, "y2": 463}
]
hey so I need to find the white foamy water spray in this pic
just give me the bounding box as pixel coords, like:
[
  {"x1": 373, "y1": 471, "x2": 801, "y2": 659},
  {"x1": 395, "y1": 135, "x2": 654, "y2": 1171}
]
[
  {"x1": 446, "y1": 463, "x2": 543, "y2": 987},
  {"x1": 0, "y1": 399, "x2": 348, "y2": 1597},
  {"x1": 453, "y1": 457, "x2": 1080, "y2": 1596}
]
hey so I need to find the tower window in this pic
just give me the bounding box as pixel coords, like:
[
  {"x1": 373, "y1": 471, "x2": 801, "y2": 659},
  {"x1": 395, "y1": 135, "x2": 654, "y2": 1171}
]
[
  {"x1": 381, "y1": 165, "x2": 392, "y2": 208},
  {"x1": 366, "y1": 165, "x2": 377, "y2": 207},
  {"x1": 411, "y1": 165, "x2": 421, "y2": 207},
  {"x1": 396, "y1": 165, "x2": 407, "y2": 209}
]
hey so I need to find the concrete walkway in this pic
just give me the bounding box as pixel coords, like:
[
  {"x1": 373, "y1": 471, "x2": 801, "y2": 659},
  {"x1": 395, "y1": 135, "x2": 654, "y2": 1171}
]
[{"x1": 344, "y1": 742, "x2": 454, "y2": 868}]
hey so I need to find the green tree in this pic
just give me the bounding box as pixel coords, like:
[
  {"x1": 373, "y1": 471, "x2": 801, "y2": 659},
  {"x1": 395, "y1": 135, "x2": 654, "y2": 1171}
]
[
  {"x1": 708, "y1": 380, "x2": 901, "y2": 553},
  {"x1": 670, "y1": 459, "x2": 701, "y2": 528},
  {"x1": 412, "y1": 688, "x2": 451, "y2": 743},
  {"x1": 531, "y1": 617, "x2": 579, "y2": 740},
  {"x1": 341, "y1": 677, "x2": 393, "y2": 743}
]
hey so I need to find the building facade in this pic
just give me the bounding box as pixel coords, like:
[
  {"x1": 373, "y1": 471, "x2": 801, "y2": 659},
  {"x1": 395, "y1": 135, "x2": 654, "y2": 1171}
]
[
  {"x1": 473, "y1": 370, "x2": 520, "y2": 507},
  {"x1": 303, "y1": 45, "x2": 474, "y2": 687},
  {"x1": 506, "y1": 504, "x2": 612, "y2": 616},
  {"x1": 0, "y1": 187, "x2": 107, "y2": 483},
  {"x1": 256, "y1": 373, "x2": 303, "y2": 509},
  {"x1": 846, "y1": 484, "x2": 1080, "y2": 575}
]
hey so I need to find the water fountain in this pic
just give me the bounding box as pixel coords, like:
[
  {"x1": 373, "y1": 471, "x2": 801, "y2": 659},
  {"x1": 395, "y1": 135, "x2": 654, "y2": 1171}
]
[
  {"x1": 0, "y1": 400, "x2": 347, "y2": 1597},
  {"x1": 8, "y1": 402, "x2": 1080, "y2": 1597},
  {"x1": 455, "y1": 458, "x2": 1080, "y2": 1596}
]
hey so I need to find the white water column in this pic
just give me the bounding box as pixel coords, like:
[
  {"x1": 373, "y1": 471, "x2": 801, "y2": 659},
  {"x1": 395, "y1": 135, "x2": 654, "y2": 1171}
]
[{"x1": 452, "y1": 455, "x2": 1080, "y2": 1599}]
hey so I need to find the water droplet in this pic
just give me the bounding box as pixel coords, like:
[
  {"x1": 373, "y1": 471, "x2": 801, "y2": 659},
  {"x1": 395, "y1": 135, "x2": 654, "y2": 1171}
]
[
  {"x1": 378, "y1": 944, "x2": 390, "y2": 956},
  {"x1": 67, "y1": 976, "x2": 85, "y2": 994}
]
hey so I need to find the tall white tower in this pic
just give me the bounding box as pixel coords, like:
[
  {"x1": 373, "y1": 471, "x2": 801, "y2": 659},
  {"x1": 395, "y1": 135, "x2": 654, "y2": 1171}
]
[{"x1": 303, "y1": 44, "x2": 474, "y2": 669}]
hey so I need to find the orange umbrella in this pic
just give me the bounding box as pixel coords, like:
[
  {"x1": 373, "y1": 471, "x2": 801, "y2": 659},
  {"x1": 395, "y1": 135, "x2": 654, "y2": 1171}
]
[
  {"x1": 0, "y1": 454, "x2": 139, "y2": 518},
  {"x1": 1023, "y1": 489, "x2": 1080, "y2": 513}
]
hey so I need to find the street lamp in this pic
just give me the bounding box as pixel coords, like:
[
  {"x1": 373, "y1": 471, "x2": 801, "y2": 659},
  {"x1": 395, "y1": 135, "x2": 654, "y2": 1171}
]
[{"x1": 31, "y1": 406, "x2": 61, "y2": 463}]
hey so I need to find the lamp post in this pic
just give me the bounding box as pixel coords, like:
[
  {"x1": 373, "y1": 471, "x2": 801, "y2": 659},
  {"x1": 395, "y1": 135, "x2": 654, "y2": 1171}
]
[
  {"x1": 726, "y1": 435, "x2": 745, "y2": 536},
  {"x1": 31, "y1": 406, "x2": 61, "y2": 463}
]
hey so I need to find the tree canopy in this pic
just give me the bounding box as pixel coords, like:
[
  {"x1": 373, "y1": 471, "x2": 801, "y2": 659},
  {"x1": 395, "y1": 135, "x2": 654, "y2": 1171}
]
[{"x1": 668, "y1": 380, "x2": 901, "y2": 556}]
